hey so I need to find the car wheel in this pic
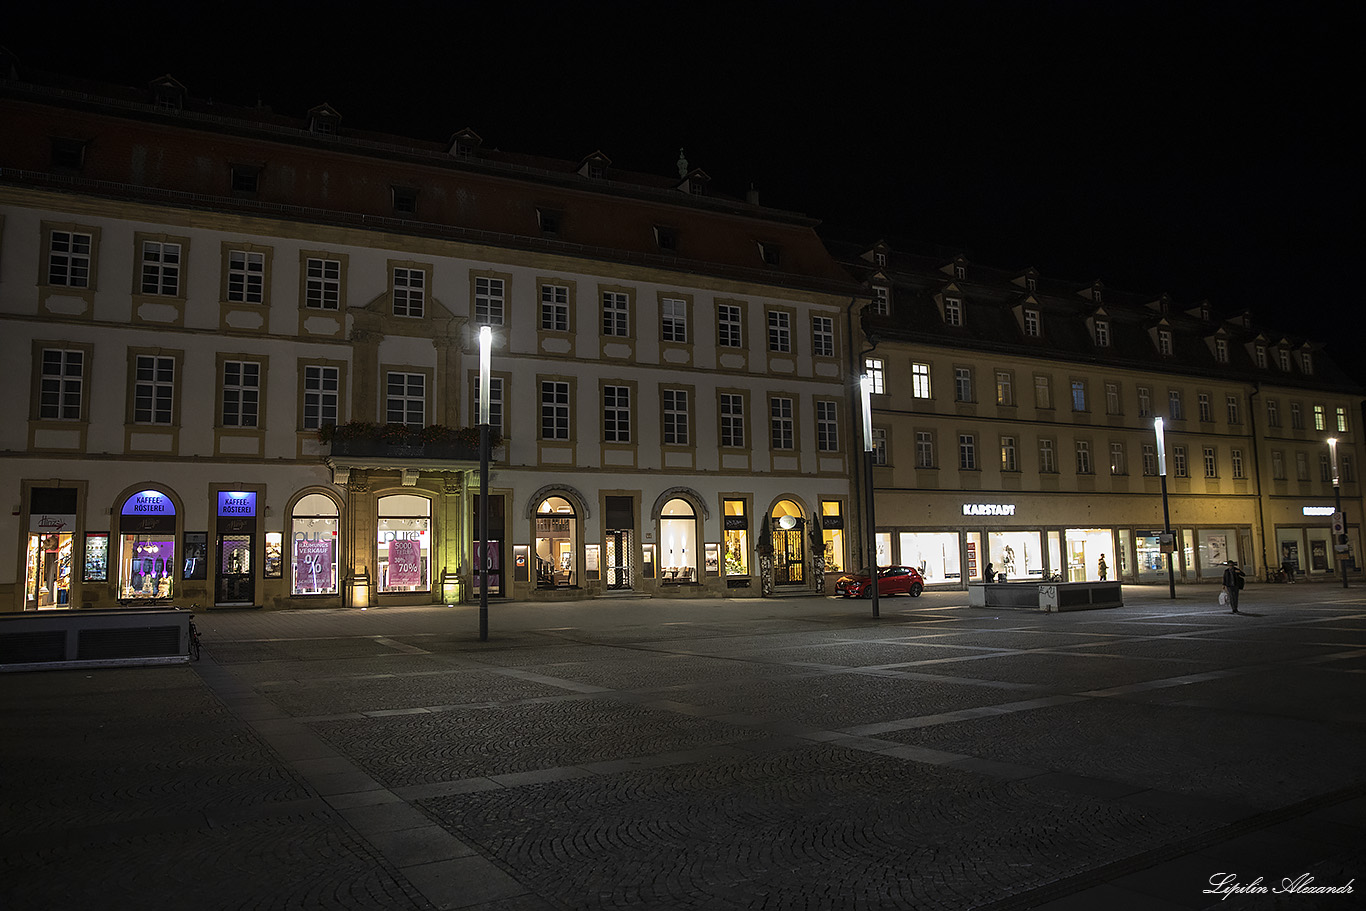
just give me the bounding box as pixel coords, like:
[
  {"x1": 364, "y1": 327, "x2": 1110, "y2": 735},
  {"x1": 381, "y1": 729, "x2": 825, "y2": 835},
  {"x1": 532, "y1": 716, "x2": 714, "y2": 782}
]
[{"x1": 910, "y1": 582, "x2": 923, "y2": 597}]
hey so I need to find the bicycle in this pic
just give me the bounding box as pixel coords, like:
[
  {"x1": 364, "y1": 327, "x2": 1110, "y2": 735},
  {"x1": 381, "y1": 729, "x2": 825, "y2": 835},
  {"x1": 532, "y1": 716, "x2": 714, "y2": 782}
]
[{"x1": 178, "y1": 605, "x2": 203, "y2": 660}]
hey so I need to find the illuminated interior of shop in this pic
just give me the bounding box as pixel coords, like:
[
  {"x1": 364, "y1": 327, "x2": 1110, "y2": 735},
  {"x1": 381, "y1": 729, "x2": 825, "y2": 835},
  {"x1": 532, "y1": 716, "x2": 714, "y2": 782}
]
[
  {"x1": 898, "y1": 532, "x2": 961, "y2": 583},
  {"x1": 377, "y1": 494, "x2": 430, "y2": 592},
  {"x1": 292, "y1": 493, "x2": 339, "y2": 595},
  {"x1": 660, "y1": 498, "x2": 698, "y2": 582},
  {"x1": 535, "y1": 496, "x2": 576, "y2": 586},
  {"x1": 26, "y1": 532, "x2": 72, "y2": 608}
]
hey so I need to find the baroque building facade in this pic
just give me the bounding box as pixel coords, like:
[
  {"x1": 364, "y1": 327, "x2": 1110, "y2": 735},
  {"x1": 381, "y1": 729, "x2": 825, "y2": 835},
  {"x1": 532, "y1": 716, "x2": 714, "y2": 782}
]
[
  {"x1": 832, "y1": 239, "x2": 1364, "y2": 588},
  {"x1": 1, "y1": 67, "x2": 862, "y2": 612}
]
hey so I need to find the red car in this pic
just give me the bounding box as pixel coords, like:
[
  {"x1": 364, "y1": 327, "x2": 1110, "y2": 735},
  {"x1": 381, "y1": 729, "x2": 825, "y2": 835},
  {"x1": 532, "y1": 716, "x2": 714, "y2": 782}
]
[{"x1": 834, "y1": 565, "x2": 925, "y2": 598}]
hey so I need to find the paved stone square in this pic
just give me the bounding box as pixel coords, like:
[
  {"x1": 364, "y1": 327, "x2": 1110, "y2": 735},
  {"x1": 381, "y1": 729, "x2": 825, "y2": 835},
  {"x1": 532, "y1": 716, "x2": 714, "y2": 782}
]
[{"x1": 2, "y1": 586, "x2": 1363, "y2": 909}]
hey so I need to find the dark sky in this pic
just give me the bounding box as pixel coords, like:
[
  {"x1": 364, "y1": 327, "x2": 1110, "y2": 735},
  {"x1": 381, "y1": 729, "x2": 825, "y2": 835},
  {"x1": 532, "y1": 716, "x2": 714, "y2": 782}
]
[{"x1": 9, "y1": 1, "x2": 1363, "y2": 374}]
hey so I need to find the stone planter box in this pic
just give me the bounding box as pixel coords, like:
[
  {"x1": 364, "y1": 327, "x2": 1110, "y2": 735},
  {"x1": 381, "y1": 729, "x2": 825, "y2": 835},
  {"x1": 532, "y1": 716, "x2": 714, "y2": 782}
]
[{"x1": 969, "y1": 581, "x2": 1123, "y2": 612}]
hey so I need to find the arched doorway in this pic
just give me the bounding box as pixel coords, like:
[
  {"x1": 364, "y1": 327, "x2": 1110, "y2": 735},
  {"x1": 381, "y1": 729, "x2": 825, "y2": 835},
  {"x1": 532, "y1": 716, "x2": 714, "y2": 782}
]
[
  {"x1": 771, "y1": 499, "x2": 805, "y2": 585},
  {"x1": 660, "y1": 497, "x2": 699, "y2": 582},
  {"x1": 535, "y1": 496, "x2": 577, "y2": 587}
]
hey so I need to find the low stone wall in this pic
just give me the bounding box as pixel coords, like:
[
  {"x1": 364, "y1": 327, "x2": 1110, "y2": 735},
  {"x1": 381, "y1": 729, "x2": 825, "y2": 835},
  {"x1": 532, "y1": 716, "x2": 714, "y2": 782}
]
[{"x1": 969, "y1": 582, "x2": 1123, "y2": 612}]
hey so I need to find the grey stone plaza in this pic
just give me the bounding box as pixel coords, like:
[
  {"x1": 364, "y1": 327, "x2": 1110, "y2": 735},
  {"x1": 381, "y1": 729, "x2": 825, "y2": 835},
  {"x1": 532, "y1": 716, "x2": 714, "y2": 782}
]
[{"x1": 3, "y1": 586, "x2": 1363, "y2": 910}]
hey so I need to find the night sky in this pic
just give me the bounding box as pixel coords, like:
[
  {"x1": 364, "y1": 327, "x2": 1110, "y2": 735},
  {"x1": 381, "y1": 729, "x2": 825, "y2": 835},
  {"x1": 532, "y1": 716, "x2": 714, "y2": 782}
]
[{"x1": 8, "y1": 1, "x2": 1362, "y2": 376}]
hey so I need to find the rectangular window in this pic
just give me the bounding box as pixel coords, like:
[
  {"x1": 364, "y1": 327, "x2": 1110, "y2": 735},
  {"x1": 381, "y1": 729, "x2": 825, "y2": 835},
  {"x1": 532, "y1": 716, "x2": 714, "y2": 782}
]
[
  {"x1": 1231, "y1": 448, "x2": 1245, "y2": 479},
  {"x1": 1337, "y1": 407, "x2": 1348, "y2": 433},
  {"x1": 1215, "y1": 338, "x2": 1229, "y2": 362},
  {"x1": 1137, "y1": 386, "x2": 1151, "y2": 417},
  {"x1": 1094, "y1": 320, "x2": 1110, "y2": 346},
  {"x1": 392, "y1": 267, "x2": 425, "y2": 318},
  {"x1": 1302, "y1": 352, "x2": 1314, "y2": 374},
  {"x1": 541, "y1": 284, "x2": 569, "y2": 332},
  {"x1": 1320, "y1": 453, "x2": 1332, "y2": 483},
  {"x1": 1267, "y1": 399, "x2": 1280, "y2": 428},
  {"x1": 916, "y1": 431, "x2": 935, "y2": 468},
  {"x1": 1040, "y1": 439, "x2": 1056, "y2": 473},
  {"x1": 1000, "y1": 435, "x2": 1017, "y2": 472},
  {"x1": 1198, "y1": 393, "x2": 1212, "y2": 422},
  {"x1": 1272, "y1": 450, "x2": 1285, "y2": 480},
  {"x1": 912, "y1": 363, "x2": 931, "y2": 399},
  {"x1": 386, "y1": 372, "x2": 425, "y2": 427},
  {"x1": 1110, "y1": 442, "x2": 1126, "y2": 475},
  {"x1": 1279, "y1": 349, "x2": 1291, "y2": 371},
  {"x1": 661, "y1": 297, "x2": 687, "y2": 343},
  {"x1": 222, "y1": 360, "x2": 260, "y2": 427},
  {"x1": 767, "y1": 311, "x2": 791, "y2": 353},
  {"x1": 723, "y1": 499, "x2": 749, "y2": 576},
  {"x1": 49, "y1": 230, "x2": 92, "y2": 287},
  {"x1": 1105, "y1": 383, "x2": 1120, "y2": 415},
  {"x1": 1173, "y1": 445, "x2": 1188, "y2": 478},
  {"x1": 1035, "y1": 375, "x2": 1052, "y2": 409},
  {"x1": 1168, "y1": 390, "x2": 1183, "y2": 420},
  {"x1": 1344, "y1": 455, "x2": 1355, "y2": 483},
  {"x1": 134, "y1": 355, "x2": 175, "y2": 424},
  {"x1": 865, "y1": 357, "x2": 885, "y2": 394},
  {"x1": 770, "y1": 396, "x2": 794, "y2": 450},
  {"x1": 472, "y1": 375, "x2": 504, "y2": 433},
  {"x1": 720, "y1": 393, "x2": 745, "y2": 448},
  {"x1": 1204, "y1": 446, "x2": 1218, "y2": 478},
  {"x1": 944, "y1": 297, "x2": 963, "y2": 326},
  {"x1": 303, "y1": 365, "x2": 339, "y2": 431},
  {"x1": 872, "y1": 427, "x2": 887, "y2": 466},
  {"x1": 1291, "y1": 402, "x2": 1303, "y2": 429},
  {"x1": 717, "y1": 304, "x2": 741, "y2": 347},
  {"x1": 541, "y1": 380, "x2": 570, "y2": 440},
  {"x1": 1227, "y1": 395, "x2": 1240, "y2": 424},
  {"x1": 1075, "y1": 440, "x2": 1092, "y2": 474},
  {"x1": 603, "y1": 291, "x2": 630, "y2": 337},
  {"x1": 40, "y1": 349, "x2": 84, "y2": 420},
  {"x1": 954, "y1": 367, "x2": 973, "y2": 403},
  {"x1": 816, "y1": 401, "x2": 838, "y2": 452},
  {"x1": 475, "y1": 276, "x2": 505, "y2": 326},
  {"x1": 1071, "y1": 380, "x2": 1087, "y2": 412},
  {"x1": 305, "y1": 258, "x2": 341, "y2": 309},
  {"x1": 1296, "y1": 451, "x2": 1309, "y2": 481},
  {"x1": 871, "y1": 285, "x2": 890, "y2": 315},
  {"x1": 604, "y1": 385, "x2": 631, "y2": 443},
  {"x1": 1024, "y1": 309, "x2": 1040, "y2": 337},
  {"x1": 959, "y1": 434, "x2": 976, "y2": 470},
  {"x1": 663, "y1": 389, "x2": 690, "y2": 445},
  {"x1": 140, "y1": 241, "x2": 181, "y2": 296},
  {"x1": 1142, "y1": 444, "x2": 1156, "y2": 476},
  {"x1": 1158, "y1": 329, "x2": 1173, "y2": 355},
  {"x1": 995, "y1": 371, "x2": 1013, "y2": 406},
  {"x1": 1255, "y1": 346, "x2": 1267, "y2": 368},
  {"x1": 227, "y1": 250, "x2": 265, "y2": 303},
  {"x1": 812, "y1": 316, "x2": 834, "y2": 357},
  {"x1": 1314, "y1": 405, "x2": 1325, "y2": 431}
]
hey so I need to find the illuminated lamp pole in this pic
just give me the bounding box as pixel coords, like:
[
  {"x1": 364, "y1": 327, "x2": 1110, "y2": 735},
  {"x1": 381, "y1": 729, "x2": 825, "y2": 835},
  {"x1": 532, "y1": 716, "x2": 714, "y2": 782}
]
[
  {"x1": 1328, "y1": 437, "x2": 1348, "y2": 589},
  {"x1": 1154, "y1": 417, "x2": 1176, "y2": 599},
  {"x1": 861, "y1": 373, "x2": 879, "y2": 619},
  {"x1": 478, "y1": 325, "x2": 492, "y2": 641}
]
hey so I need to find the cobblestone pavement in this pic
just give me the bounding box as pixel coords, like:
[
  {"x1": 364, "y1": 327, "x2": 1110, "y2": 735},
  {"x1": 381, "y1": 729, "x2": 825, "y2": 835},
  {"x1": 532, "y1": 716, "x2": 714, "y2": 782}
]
[{"x1": 3, "y1": 585, "x2": 1364, "y2": 910}]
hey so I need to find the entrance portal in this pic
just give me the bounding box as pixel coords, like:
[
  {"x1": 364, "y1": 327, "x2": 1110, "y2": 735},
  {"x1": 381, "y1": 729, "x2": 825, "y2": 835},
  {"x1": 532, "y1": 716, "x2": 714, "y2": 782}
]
[{"x1": 771, "y1": 500, "x2": 805, "y2": 585}]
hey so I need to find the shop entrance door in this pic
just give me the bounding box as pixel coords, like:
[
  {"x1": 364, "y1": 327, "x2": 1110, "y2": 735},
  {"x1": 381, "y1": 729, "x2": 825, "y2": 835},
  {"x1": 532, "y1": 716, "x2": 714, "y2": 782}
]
[
  {"x1": 774, "y1": 526, "x2": 805, "y2": 584},
  {"x1": 605, "y1": 529, "x2": 633, "y2": 589},
  {"x1": 216, "y1": 534, "x2": 254, "y2": 605}
]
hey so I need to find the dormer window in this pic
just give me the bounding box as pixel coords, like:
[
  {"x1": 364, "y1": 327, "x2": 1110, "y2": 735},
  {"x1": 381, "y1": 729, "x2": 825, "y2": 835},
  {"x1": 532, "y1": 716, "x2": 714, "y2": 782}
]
[
  {"x1": 944, "y1": 297, "x2": 963, "y2": 326},
  {"x1": 1215, "y1": 338, "x2": 1229, "y2": 363},
  {"x1": 1301, "y1": 351, "x2": 1313, "y2": 374},
  {"x1": 1024, "y1": 309, "x2": 1040, "y2": 337},
  {"x1": 871, "y1": 284, "x2": 890, "y2": 316},
  {"x1": 150, "y1": 76, "x2": 185, "y2": 112},
  {"x1": 758, "y1": 243, "x2": 782, "y2": 266},
  {"x1": 874, "y1": 251, "x2": 886, "y2": 267},
  {"x1": 392, "y1": 187, "x2": 418, "y2": 216},
  {"x1": 1157, "y1": 329, "x2": 1173, "y2": 356},
  {"x1": 1278, "y1": 348, "x2": 1291, "y2": 371},
  {"x1": 689, "y1": 181, "x2": 705, "y2": 196},
  {"x1": 1255, "y1": 345, "x2": 1267, "y2": 368},
  {"x1": 954, "y1": 264, "x2": 966, "y2": 280},
  {"x1": 653, "y1": 226, "x2": 677, "y2": 251},
  {"x1": 1026, "y1": 277, "x2": 1037, "y2": 292},
  {"x1": 588, "y1": 161, "x2": 605, "y2": 179},
  {"x1": 51, "y1": 138, "x2": 87, "y2": 170},
  {"x1": 308, "y1": 104, "x2": 341, "y2": 135},
  {"x1": 537, "y1": 208, "x2": 563, "y2": 237},
  {"x1": 1094, "y1": 288, "x2": 1103, "y2": 304},
  {"x1": 448, "y1": 128, "x2": 483, "y2": 160},
  {"x1": 1094, "y1": 320, "x2": 1110, "y2": 347},
  {"x1": 230, "y1": 164, "x2": 260, "y2": 194}
]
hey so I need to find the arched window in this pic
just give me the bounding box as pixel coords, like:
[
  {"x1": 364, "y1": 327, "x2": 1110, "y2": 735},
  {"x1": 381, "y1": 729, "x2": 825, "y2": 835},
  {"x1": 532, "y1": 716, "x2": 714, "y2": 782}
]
[
  {"x1": 378, "y1": 494, "x2": 430, "y2": 593},
  {"x1": 118, "y1": 488, "x2": 177, "y2": 599},
  {"x1": 292, "y1": 493, "x2": 340, "y2": 595},
  {"x1": 660, "y1": 497, "x2": 698, "y2": 582},
  {"x1": 535, "y1": 496, "x2": 577, "y2": 587}
]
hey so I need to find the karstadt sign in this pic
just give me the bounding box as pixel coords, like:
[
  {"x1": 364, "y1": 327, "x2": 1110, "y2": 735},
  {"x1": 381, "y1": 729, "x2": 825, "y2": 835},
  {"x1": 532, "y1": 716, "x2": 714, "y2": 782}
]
[{"x1": 962, "y1": 504, "x2": 1016, "y2": 516}]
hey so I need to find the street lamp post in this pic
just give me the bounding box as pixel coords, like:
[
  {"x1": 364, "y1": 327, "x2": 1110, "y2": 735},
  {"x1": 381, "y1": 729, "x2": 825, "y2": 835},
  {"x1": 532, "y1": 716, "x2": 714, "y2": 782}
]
[
  {"x1": 1328, "y1": 437, "x2": 1348, "y2": 589},
  {"x1": 478, "y1": 325, "x2": 492, "y2": 641},
  {"x1": 860, "y1": 374, "x2": 879, "y2": 619},
  {"x1": 1154, "y1": 418, "x2": 1176, "y2": 599}
]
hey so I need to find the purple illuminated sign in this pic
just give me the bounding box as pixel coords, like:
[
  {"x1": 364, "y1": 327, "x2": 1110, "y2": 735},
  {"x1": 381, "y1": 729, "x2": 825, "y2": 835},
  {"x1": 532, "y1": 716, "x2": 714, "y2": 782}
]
[
  {"x1": 121, "y1": 491, "x2": 174, "y2": 516},
  {"x1": 217, "y1": 491, "x2": 257, "y2": 517}
]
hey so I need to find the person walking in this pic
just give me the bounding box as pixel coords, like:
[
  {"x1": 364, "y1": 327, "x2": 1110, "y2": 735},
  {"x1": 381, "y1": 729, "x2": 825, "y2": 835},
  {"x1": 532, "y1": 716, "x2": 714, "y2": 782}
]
[
  {"x1": 1222, "y1": 561, "x2": 1245, "y2": 613},
  {"x1": 1097, "y1": 554, "x2": 1108, "y2": 581}
]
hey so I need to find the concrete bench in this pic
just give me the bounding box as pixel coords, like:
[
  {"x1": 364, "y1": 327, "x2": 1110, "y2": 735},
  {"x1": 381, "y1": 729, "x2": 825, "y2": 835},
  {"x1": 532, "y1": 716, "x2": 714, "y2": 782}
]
[
  {"x1": 969, "y1": 581, "x2": 1123, "y2": 612},
  {"x1": 0, "y1": 608, "x2": 192, "y2": 672}
]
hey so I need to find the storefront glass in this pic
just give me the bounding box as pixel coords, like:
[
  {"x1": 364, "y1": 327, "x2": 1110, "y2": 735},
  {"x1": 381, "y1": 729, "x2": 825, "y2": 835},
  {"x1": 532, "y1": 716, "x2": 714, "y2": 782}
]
[
  {"x1": 660, "y1": 498, "x2": 698, "y2": 582},
  {"x1": 875, "y1": 532, "x2": 892, "y2": 567},
  {"x1": 292, "y1": 493, "x2": 339, "y2": 595},
  {"x1": 965, "y1": 532, "x2": 983, "y2": 581},
  {"x1": 536, "y1": 496, "x2": 577, "y2": 586},
  {"x1": 26, "y1": 533, "x2": 73, "y2": 608},
  {"x1": 1116, "y1": 529, "x2": 1132, "y2": 579},
  {"x1": 988, "y1": 531, "x2": 1045, "y2": 580},
  {"x1": 821, "y1": 501, "x2": 846, "y2": 573},
  {"x1": 1276, "y1": 528, "x2": 1305, "y2": 579},
  {"x1": 898, "y1": 532, "x2": 962, "y2": 584},
  {"x1": 1065, "y1": 528, "x2": 1114, "y2": 582},
  {"x1": 1182, "y1": 528, "x2": 1195, "y2": 580},
  {"x1": 1047, "y1": 531, "x2": 1062, "y2": 580},
  {"x1": 1197, "y1": 529, "x2": 1240, "y2": 579},
  {"x1": 723, "y1": 499, "x2": 749, "y2": 576},
  {"x1": 1307, "y1": 527, "x2": 1334, "y2": 575},
  {"x1": 119, "y1": 489, "x2": 176, "y2": 600},
  {"x1": 1136, "y1": 532, "x2": 1173, "y2": 583},
  {"x1": 378, "y1": 494, "x2": 430, "y2": 593}
]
